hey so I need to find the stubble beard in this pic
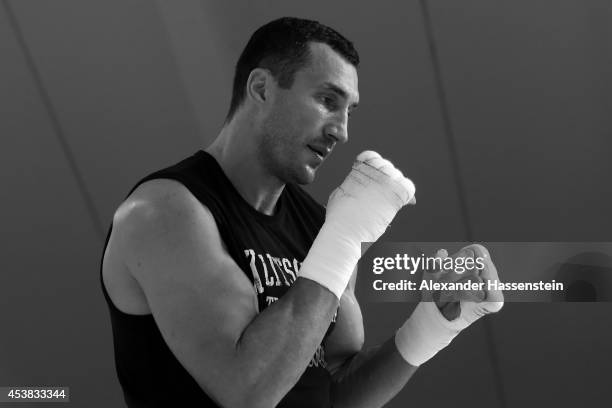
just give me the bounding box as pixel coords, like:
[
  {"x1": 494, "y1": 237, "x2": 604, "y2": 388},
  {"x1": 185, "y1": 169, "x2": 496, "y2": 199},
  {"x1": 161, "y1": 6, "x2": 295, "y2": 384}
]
[{"x1": 259, "y1": 127, "x2": 315, "y2": 186}]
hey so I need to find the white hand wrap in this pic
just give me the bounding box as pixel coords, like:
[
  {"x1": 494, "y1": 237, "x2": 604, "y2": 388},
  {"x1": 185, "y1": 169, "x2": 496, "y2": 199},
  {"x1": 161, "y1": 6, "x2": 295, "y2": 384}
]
[
  {"x1": 395, "y1": 301, "x2": 463, "y2": 366},
  {"x1": 395, "y1": 244, "x2": 504, "y2": 366},
  {"x1": 298, "y1": 151, "x2": 415, "y2": 299}
]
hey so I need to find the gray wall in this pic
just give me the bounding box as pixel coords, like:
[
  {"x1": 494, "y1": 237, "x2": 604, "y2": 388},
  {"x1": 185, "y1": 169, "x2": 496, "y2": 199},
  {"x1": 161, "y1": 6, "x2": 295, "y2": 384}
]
[{"x1": 1, "y1": 1, "x2": 610, "y2": 407}]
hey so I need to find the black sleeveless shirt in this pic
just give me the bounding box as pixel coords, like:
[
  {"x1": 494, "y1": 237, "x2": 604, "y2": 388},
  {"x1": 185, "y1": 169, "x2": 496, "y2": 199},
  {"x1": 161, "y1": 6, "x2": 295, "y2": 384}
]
[{"x1": 100, "y1": 151, "x2": 336, "y2": 407}]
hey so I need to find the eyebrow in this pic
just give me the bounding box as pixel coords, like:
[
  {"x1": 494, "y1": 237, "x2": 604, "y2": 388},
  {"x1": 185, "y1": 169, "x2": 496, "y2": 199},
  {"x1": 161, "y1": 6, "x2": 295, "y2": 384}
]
[{"x1": 321, "y1": 82, "x2": 359, "y2": 109}]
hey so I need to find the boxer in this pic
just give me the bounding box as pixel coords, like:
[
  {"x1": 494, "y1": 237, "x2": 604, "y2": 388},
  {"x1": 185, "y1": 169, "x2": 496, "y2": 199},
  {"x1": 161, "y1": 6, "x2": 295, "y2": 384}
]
[{"x1": 101, "y1": 17, "x2": 503, "y2": 408}]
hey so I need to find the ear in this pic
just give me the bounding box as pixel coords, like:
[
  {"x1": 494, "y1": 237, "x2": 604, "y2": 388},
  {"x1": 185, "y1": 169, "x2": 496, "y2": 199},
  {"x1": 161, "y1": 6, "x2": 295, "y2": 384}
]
[{"x1": 246, "y1": 68, "x2": 272, "y2": 105}]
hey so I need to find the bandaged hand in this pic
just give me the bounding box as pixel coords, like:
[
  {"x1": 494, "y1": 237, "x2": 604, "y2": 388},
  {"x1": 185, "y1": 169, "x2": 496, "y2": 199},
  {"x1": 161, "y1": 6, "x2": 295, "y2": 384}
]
[
  {"x1": 299, "y1": 151, "x2": 416, "y2": 299},
  {"x1": 395, "y1": 244, "x2": 504, "y2": 366}
]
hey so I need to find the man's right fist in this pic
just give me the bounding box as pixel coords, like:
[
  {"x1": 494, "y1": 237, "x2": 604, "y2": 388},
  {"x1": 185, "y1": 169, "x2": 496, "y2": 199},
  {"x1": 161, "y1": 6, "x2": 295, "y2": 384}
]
[
  {"x1": 299, "y1": 151, "x2": 415, "y2": 299},
  {"x1": 325, "y1": 151, "x2": 416, "y2": 244}
]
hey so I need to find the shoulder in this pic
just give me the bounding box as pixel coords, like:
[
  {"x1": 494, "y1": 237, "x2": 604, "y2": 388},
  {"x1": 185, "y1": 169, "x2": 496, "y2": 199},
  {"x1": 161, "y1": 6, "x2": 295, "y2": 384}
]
[
  {"x1": 112, "y1": 177, "x2": 257, "y2": 307},
  {"x1": 112, "y1": 179, "x2": 219, "y2": 266},
  {"x1": 115, "y1": 178, "x2": 204, "y2": 230}
]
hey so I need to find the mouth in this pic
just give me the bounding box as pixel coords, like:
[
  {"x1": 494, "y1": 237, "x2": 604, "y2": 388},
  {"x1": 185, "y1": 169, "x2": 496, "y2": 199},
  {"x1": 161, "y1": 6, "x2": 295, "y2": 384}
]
[{"x1": 307, "y1": 145, "x2": 330, "y2": 161}]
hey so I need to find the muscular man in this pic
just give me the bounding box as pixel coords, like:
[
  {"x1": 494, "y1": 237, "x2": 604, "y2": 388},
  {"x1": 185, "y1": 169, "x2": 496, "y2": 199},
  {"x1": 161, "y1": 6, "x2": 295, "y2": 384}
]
[{"x1": 101, "y1": 17, "x2": 503, "y2": 407}]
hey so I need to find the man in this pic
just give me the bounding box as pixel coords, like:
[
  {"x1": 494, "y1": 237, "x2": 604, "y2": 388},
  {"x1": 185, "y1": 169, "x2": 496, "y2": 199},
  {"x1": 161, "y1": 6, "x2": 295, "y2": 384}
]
[{"x1": 101, "y1": 17, "x2": 503, "y2": 407}]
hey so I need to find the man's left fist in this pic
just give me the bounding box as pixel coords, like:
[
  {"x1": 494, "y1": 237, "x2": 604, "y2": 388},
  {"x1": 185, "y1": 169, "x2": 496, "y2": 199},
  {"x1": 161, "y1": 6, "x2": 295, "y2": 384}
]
[
  {"x1": 426, "y1": 244, "x2": 504, "y2": 325},
  {"x1": 395, "y1": 244, "x2": 504, "y2": 366}
]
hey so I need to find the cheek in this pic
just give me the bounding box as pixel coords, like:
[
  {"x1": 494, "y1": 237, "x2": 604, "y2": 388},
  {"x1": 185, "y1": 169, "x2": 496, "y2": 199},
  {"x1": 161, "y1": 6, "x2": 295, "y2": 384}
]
[
  {"x1": 268, "y1": 96, "x2": 325, "y2": 142},
  {"x1": 292, "y1": 102, "x2": 326, "y2": 133},
  {"x1": 271, "y1": 100, "x2": 300, "y2": 128}
]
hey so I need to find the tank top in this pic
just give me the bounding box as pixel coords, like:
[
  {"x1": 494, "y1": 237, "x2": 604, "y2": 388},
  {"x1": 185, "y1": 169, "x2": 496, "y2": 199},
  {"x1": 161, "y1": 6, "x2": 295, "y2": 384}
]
[{"x1": 100, "y1": 150, "x2": 336, "y2": 407}]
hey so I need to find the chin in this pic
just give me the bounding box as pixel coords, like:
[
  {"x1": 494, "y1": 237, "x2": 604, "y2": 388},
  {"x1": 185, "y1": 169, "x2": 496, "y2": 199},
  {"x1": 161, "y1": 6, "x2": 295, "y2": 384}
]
[{"x1": 288, "y1": 166, "x2": 317, "y2": 185}]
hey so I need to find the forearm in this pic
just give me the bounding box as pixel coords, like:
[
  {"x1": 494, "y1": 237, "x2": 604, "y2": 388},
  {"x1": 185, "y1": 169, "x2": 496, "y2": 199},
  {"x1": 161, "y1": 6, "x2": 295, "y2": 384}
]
[
  {"x1": 331, "y1": 336, "x2": 418, "y2": 408},
  {"x1": 231, "y1": 278, "x2": 338, "y2": 407}
]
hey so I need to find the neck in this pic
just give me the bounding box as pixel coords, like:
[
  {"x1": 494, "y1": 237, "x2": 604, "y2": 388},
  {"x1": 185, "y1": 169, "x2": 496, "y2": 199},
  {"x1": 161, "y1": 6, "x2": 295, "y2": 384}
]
[{"x1": 206, "y1": 114, "x2": 284, "y2": 216}]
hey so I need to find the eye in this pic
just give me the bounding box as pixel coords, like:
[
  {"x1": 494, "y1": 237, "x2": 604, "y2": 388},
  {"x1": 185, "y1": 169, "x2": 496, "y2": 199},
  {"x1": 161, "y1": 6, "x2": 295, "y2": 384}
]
[{"x1": 320, "y1": 95, "x2": 337, "y2": 110}]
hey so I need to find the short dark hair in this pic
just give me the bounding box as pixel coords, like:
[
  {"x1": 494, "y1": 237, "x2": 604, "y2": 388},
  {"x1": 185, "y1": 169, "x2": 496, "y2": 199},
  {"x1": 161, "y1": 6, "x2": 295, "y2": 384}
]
[{"x1": 225, "y1": 17, "x2": 359, "y2": 122}]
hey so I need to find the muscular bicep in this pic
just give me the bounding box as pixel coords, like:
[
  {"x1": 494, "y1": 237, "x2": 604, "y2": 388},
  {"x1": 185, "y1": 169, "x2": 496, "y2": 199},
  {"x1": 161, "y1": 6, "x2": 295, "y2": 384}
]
[{"x1": 117, "y1": 180, "x2": 258, "y2": 401}]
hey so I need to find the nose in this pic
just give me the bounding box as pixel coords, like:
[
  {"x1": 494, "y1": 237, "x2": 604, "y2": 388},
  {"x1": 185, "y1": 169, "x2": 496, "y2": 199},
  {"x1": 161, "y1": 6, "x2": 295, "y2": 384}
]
[{"x1": 324, "y1": 113, "x2": 349, "y2": 144}]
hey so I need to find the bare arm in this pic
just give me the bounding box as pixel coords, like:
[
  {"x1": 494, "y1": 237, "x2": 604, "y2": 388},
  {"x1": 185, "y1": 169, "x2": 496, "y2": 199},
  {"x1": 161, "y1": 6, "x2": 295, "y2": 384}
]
[
  {"x1": 115, "y1": 180, "x2": 338, "y2": 408},
  {"x1": 325, "y1": 273, "x2": 418, "y2": 408},
  {"x1": 330, "y1": 336, "x2": 418, "y2": 408},
  {"x1": 327, "y1": 304, "x2": 465, "y2": 408}
]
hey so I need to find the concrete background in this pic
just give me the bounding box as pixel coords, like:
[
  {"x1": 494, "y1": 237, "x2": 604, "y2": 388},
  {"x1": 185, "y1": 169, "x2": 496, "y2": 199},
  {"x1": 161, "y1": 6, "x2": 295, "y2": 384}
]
[{"x1": 1, "y1": 0, "x2": 610, "y2": 406}]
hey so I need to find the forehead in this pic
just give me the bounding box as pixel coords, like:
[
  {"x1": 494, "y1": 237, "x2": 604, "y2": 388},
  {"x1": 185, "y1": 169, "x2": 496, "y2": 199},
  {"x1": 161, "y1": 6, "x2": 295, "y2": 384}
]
[{"x1": 295, "y1": 42, "x2": 359, "y2": 104}]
